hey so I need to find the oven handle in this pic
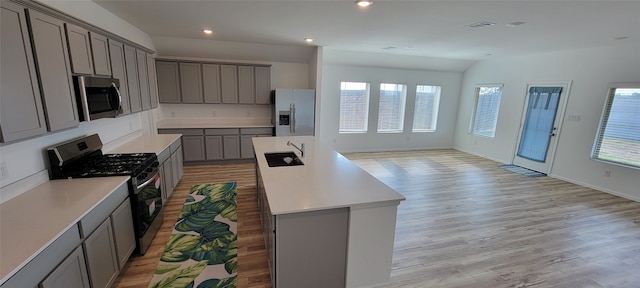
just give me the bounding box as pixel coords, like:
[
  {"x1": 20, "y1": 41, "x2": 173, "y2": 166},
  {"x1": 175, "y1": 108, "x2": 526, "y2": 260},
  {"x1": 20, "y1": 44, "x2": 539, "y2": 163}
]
[{"x1": 135, "y1": 174, "x2": 158, "y2": 192}]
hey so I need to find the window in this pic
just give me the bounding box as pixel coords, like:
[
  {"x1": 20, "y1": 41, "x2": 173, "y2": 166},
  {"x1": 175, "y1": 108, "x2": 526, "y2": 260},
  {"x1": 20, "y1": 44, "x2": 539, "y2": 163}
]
[
  {"x1": 377, "y1": 83, "x2": 407, "y2": 133},
  {"x1": 592, "y1": 84, "x2": 640, "y2": 168},
  {"x1": 412, "y1": 85, "x2": 441, "y2": 132},
  {"x1": 339, "y1": 82, "x2": 370, "y2": 133},
  {"x1": 470, "y1": 85, "x2": 503, "y2": 137}
]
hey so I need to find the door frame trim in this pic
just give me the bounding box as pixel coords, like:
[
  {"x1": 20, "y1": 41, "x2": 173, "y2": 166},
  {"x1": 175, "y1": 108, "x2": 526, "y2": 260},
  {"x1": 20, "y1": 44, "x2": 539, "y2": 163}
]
[{"x1": 511, "y1": 80, "x2": 573, "y2": 174}]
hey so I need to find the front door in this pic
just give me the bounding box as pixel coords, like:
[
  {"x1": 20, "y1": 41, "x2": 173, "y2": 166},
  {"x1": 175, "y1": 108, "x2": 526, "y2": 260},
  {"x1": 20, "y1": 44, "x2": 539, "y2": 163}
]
[{"x1": 512, "y1": 82, "x2": 571, "y2": 173}]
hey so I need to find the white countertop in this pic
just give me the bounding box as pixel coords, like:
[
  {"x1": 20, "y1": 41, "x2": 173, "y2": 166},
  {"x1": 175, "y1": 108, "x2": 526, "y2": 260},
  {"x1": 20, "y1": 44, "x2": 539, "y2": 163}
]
[
  {"x1": 107, "y1": 134, "x2": 181, "y2": 155},
  {"x1": 252, "y1": 136, "x2": 405, "y2": 215},
  {"x1": 0, "y1": 176, "x2": 130, "y2": 284},
  {"x1": 157, "y1": 118, "x2": 274, "y2": 129}
]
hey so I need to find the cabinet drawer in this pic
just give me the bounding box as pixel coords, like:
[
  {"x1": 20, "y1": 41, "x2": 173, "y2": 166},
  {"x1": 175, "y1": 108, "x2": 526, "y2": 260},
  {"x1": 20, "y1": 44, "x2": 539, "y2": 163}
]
[
  {"x1": 241, "y1": 127, "x2": 273, "y2": 135},
  {"x1": 78, "y1": 183, "x2": 128, "y2": 238},
  {"x1": 157, "y1": 147, "x2": 171, "y2": 164},
  {"x1": 205, "y1": 128, "x2": 239, "y2": 135},
  {"x1": 158, "y1": 129, "x2": 204, "y2": 136}
]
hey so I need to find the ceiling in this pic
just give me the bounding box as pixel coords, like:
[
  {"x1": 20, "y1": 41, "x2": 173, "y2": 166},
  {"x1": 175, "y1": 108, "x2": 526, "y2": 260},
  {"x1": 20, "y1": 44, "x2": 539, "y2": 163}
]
[{"x1": 93, "y1": 0, "x2": 640, "y2": 70}]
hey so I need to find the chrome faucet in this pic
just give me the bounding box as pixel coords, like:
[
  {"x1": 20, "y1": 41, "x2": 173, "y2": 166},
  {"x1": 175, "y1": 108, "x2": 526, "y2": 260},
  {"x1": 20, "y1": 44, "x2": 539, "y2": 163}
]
[{"x1": 287, "y1": 141, "x2": 305, "y2": 157}]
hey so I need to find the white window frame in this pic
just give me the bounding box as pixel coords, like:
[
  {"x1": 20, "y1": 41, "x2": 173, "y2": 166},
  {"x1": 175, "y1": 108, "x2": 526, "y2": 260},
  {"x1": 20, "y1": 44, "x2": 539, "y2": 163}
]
[
  {"x1": 412, "y1": 85, "x2": 441, "y2": 132},
  {"x1": 339, "y1": 81, "x2": 370, "y2": 133},
  {"x1": 469, "y1": 84, "x2": 503, "y2": 138},
  {"x1": 591, "y1": 82, "x2": 640, "y2": 169},
  {"x1": 377, "y1": 83, "x2": 407, "y2": 133}
]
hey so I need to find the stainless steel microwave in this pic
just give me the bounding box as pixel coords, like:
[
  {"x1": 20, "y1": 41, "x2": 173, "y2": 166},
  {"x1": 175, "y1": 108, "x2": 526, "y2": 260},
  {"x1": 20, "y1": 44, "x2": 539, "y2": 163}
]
[{"x1": 73, "y1": 75, "x2": 122, "y2": 121}]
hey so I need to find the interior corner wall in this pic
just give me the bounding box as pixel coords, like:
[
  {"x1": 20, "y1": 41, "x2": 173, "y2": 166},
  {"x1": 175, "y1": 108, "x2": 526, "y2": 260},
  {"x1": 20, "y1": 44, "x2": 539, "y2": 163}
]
[
  {"x1": 319, "y1": 64, "x2": 463, "y2": 153},
  {"x1": 453, "y1": 44, "x2": 640, "y2": 201}
]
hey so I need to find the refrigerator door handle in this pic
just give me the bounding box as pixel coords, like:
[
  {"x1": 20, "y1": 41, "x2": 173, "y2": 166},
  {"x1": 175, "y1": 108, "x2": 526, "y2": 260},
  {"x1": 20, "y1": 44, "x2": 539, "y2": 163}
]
[
  {"x1": 289, "y1": 103, "x2": 294, "y2": 134},
  {"x1": 291, "y1": 102, "x2": 296, "y2": 134}
]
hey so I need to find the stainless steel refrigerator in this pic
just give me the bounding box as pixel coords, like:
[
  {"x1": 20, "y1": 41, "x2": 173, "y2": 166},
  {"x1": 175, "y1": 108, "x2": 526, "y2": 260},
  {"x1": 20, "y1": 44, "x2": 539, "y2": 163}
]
[{"x1": 273, "y1": 88, "x2": 315, "y2": 136}]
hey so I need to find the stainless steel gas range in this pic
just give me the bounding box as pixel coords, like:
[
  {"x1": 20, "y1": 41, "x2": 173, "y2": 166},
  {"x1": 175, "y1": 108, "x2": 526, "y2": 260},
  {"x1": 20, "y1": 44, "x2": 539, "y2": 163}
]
[{"x1": 47, "y1": 134, "x2": 163, "y2": 254}]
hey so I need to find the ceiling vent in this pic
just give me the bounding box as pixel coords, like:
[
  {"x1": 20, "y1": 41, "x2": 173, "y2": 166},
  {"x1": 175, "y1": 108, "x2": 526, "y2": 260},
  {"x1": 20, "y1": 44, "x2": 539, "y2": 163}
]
[{"x1": 465, "y1": 21, "x2": 496, "y2": 29}]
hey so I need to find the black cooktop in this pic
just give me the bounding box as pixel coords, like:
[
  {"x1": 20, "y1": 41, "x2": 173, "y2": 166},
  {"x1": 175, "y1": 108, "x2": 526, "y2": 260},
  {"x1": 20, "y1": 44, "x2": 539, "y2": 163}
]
[{"x1": 60, "y1": 153, "x2": 158, "y2": 178}]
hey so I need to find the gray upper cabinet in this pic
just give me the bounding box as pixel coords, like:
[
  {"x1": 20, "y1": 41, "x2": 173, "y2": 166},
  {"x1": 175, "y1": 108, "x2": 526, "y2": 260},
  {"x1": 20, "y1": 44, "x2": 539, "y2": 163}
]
[
  {"x1": 156, "y1": 61, "x2": 181, "y2": 103},
  {"x1": 108, "y1": 39, "x2": 131, "y2": 115},
  {"x1": 89, "y1": 32, "x2": 111, "y2": 76},
  {"x1": 221, "y1": 64, "x2": 238, "y2": 103},
  {"x1": 238, "y1": 65, "x2": 255, "y2": 104},
  {"x1": 27, "y1": 9, "x2": 79, "y2": 131},
  {"x1": 65, "y1": 23, "x2": 93, "y2": 75},
  {"x1": 137, "y1": 50, "x2": 151, "y2": 111},
  {"x1": 147, "y1": 54, "x2": 159, "y2": 108},
  {"x1": 1, "y1": 1, "x2": 47, "y2": 143},
  {"x1": 203, "y1": 64, "x2": 221, "y2": 103},
  {"x1": 255, "y1": 66, "x2": 271, "y2": 104},
  {"x1": 179, "y1": 62, "x2": 203, "y2": 103},
  {"x1": 124, "y1": 45, "x2": 142, "y2": 113}
]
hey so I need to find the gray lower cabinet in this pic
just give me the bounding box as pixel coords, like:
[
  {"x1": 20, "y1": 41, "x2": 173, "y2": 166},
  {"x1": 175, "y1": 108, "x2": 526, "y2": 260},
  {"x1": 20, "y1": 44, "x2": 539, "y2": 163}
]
[
  {"x1": 108, "y1": 39, "x2": 131, "y2": 115},
  {"x1": 205, "y1": 135, "x2": 223, "y2": 160},
  {"x1": 240, "y1": 128, "x2": 273, "y2": 159},
  {"x1": 223, "y1": 136, "x2": 239, "y2": 159},
  {"x1": 83, "y1": 218, "x2": 119, "y2": 288},
  {"x1": 0, "y1": 1, "x2": 47, "y2": 143},
  {"x1": 183, "y1": 135, "x2": 206, "y2": 161},
  {"x1": 173, "y1": 145, "x2": 184, "y2": 184},
  {"x1": 124, "y1": 45, "x2": 142, "y2": 113},
  {"x1": 111, "y1": 199, "x2": 136, "y2": 269},
  {"x1": 27, "y1": 9, "x2": 79, "y2": 131},
  {"x1": 157, "y1": 137, "x2": 184, "y2": 201},
  {"x1": 39, "y1": 247, "x2": 90, "y2": 288},
  {"x1": 257, "y1": 170, "x2": 349, "y2": 288}
]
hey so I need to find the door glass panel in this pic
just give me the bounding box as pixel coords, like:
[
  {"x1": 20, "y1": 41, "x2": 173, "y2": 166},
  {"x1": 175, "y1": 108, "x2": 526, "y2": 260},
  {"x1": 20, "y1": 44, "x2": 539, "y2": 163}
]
[{"x1": 517, "y1": 87, "x2": 562, "y2": 162}]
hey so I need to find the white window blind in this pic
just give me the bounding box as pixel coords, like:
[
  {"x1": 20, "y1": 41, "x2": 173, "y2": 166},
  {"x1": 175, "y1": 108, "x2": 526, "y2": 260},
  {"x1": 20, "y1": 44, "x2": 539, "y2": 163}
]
[
  {"x1": 412, "y1": 85, "x2": 441, "y2": 132},
  {"x1": 592, "y1": 85, "x2": 640, "y2": 169},
  {"x1": 339, "y1": 82, "x2": 370, "y2": 133},
  {"x1": 377, "y1": 83, "x2": 407, "y2": 133},
  {"x1": 470, "y1": 85, "x2": 502, "y2": 137}
]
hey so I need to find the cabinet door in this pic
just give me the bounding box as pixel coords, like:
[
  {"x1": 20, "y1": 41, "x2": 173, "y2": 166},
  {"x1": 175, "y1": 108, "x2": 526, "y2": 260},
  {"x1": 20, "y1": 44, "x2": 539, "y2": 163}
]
[
  {"x1": 27, "y1": 10, "x2": 79, "y2": 131},
  {"x1": 89, "y1": 32, "x2": 111, "y2": 76},
  {"x1": 158, "y1": 161, "x2": 167, "y2": 202},
  {"x1": 179, "y1": 62, "x2": 203, "y2": 103},
  {"x1": 65, "y1": 23, "x2": 93, "y2": 75},
  {"x1": 39, "y1": 247, "x2": 90, "y2": 288},
  {"x1": 203, "y1": 64, "x2": 221, "y2": 103},
  {"x1": 147, "y1": 54, "x2": 159, "y2": 108},
  {"x1": 182, "y1": 136, "x2": 206, "y2": 161},
  {"x1": 205, "y1": 135, "x2": 223, "y2": 160},
  {"x1": 137, "y1": 50, "x2": 151, "y2": 110},
  {"x1": 238, "y1": 65, "x2": 254, "y2": 104},
  {"x1": 220, "y1": 65, "x2": 238, "y2": 103},
  {"x1": 162, "y1": 157, "x2": 174, "y2": 198},
  {"x1": 110, "y1": 199, "x2": 136, "y2": 269},
  {"x1": 83, "y1": 219, "x2": 119, "y2": 288},
  {"x1": 255, "y1": 66, "x2": 271, "y2": 104},
  {"x1": 171, "y1": 150, "x2": 180, "y2": 189},
  {"x1": 0, "y1": 2, "x2": 47, "y2": 142},
  {"x1": 124, "y1": 45, "x2": 141, "y2": 113},
  {"x1": 175, "y1": 146, "x2": 184, "y2": 182},
  {"x1": 240, "y1": 135, "x2": 255, "y2": 159},
  {"x1": 156, "y1": 61, "x2": 181, "y2": 103},
  {"x1": 108, "y1": 39, "x2": 131, "y2": 115},
  {"x1": 223, "y1": 135, "x2": 240, "y2": 159}
]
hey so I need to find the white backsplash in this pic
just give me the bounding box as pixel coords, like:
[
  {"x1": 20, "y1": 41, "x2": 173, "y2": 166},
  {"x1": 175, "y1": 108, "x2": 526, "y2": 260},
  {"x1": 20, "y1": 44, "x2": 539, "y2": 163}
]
[{"x1": 158, "y1": 103, "x2": 272, "y2": 122}]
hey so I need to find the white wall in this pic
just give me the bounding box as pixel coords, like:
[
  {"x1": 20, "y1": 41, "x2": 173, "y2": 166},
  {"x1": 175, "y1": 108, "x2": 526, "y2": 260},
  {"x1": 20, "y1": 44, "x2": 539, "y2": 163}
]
[
  {"x1": 0, "y1": 0, "x2": 156, "y2": 202},
  {"x1": 319, "y1": 64, "x2": 463, "y2": 152},
  {"x1": 454, "y1": 43, "x2": 640, "y2": 201}
]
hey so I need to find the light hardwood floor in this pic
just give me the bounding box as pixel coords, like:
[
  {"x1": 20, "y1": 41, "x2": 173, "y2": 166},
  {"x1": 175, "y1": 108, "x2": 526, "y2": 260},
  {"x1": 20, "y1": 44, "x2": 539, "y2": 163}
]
[{"x1": 114, "y1": 150, "x2": 640, "y2": 288}]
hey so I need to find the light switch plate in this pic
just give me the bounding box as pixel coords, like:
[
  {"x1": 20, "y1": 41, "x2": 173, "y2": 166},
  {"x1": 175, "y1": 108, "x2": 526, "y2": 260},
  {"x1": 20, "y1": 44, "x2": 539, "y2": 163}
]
[{"x1": 0, "y1": 162, "x2": 9, "y2": 180}]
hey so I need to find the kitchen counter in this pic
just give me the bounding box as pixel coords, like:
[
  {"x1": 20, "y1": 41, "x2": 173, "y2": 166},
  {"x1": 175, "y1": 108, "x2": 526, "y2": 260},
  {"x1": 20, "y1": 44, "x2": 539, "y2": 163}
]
[
  {"x1": 253, "y1": 136, "x2": 405, "y2": 214},
  {"x1": 157, "y1": 118, "x2": 273, "y2": 129},
  {"x1": 107, "y1": 134, "x2": 181, "y2": 155},
  {"x1": 0, "y1": 176, "x2": 130, "y2": 284}
]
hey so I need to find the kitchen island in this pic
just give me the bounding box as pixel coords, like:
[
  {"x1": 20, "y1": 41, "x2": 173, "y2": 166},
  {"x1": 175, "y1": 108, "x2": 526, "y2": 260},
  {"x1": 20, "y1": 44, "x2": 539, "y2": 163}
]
[{"x1": 252, "y1": 136, "x2": 405, "y2": 288}]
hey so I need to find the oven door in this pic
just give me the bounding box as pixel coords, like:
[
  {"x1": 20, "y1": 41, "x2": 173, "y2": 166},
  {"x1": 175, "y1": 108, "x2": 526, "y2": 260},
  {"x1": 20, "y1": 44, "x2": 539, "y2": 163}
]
[{"x1": 134, "y1": 173, "x2": 163, "y2": 237}]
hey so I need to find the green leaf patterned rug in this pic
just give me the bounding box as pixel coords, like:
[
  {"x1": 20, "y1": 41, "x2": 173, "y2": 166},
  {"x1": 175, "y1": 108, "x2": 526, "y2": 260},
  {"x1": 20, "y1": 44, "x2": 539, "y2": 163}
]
[{"x1": 149, "y1": 182, "x2": 238, "y2": 288}]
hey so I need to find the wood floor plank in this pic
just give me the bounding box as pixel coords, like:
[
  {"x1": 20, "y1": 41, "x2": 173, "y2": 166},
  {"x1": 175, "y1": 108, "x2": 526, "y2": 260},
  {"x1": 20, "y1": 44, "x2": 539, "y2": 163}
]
[{"x1": 114, "y1": 150, "x2": 640, "y2": 288}]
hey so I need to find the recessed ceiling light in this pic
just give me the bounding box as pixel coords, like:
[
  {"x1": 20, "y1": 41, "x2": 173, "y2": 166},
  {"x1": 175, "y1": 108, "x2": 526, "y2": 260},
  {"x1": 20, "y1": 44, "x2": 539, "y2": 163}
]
[
  {"x1": 304, "y1": 37, "x2": 314, "y2": 43},
  {"x1": 465, "y1": 21, "x2": 496, "y2": 29},
  {"x1": 203, "y1": 29, "x2": 213, "y2": 35},
  {"x1": 507, "y1": 21, "x2": 525, "y2": 27},
  {"x1": 611, "y1": 36, "x2": 628, "y2": 41},
  {"x1": 356, "y1": 0, "x2": 373, "y2": 8}
]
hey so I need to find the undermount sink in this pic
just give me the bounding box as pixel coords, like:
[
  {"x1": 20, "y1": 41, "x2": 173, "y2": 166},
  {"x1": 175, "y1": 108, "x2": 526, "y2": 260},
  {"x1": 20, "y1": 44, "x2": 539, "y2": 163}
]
[{"x1": 264, "y1": 152, "x2": 304, "y2": 167}]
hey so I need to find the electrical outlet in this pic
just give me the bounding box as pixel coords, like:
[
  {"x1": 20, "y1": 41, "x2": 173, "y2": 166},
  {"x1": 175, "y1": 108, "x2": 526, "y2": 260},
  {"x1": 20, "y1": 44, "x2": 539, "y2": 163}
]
[
  {"x1": 129, "y1": 122, "x2": 134, "y2": 131},
  {"x1": 0, "y1": 162, "x2": 9, "y2": 180},
  {"x1": 604, "y1": 170, "x2": 611, "y2": 177}
]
